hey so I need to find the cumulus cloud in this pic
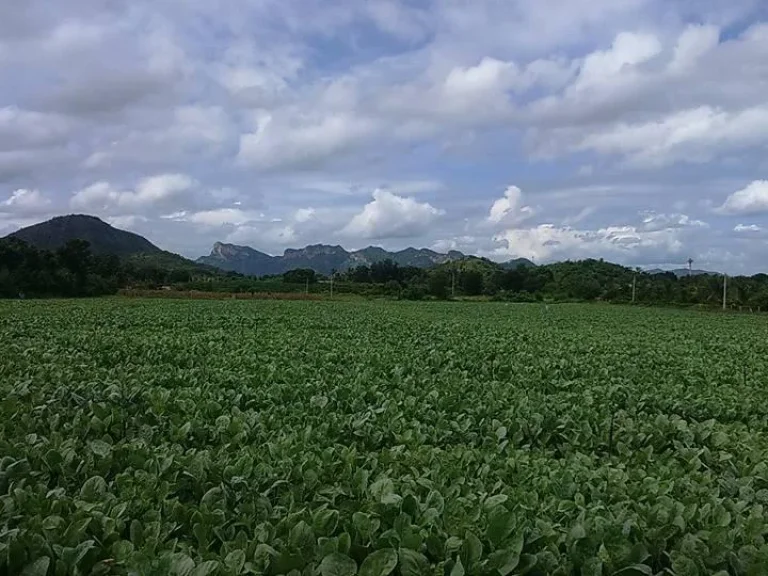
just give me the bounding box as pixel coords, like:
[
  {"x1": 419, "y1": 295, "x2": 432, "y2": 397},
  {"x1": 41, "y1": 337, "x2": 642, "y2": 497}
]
[
  {"x1": 575, "y1": 106, "x2": 768, "y2": 167},
  {"x1": 1, "y1": 188, "x2": 51, "y2": 213},
  {"x1": 294, "y1": 208, "x2": 316, "y2": 223},
  {"x1": 341, "y1": 189, "x2": 444, "y2": 239},
  {"x1": 570, "y1": 31, "x2": 662, "y2": 94},
  {"x1": 238, "y1": 113, "x2": 377, "y2": 170},
  {"x1": 716, "y1": 181, "x2": 768, "y2": 215},
  {"x1": 493, "y1": 223, "x2": 685, "y2": 264},
  {"x1": 70, "y1": 174, "x2": 195, "y2": 212},
  {"x1": 668, "y1": 25, "x2": 720, "y2": 73},
  {"x1": 488, "y1": 186, "x2": 535, "y2": 226}
]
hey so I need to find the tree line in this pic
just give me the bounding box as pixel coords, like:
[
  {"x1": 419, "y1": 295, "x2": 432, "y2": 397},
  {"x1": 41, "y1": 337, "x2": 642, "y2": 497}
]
[
  {"x1": 4, "y1": 237, "x2": 768, "y2": 309},
  {"x1": 332, "y1": 258, "x2": 768, "y2": 308},
  {"x1": 0, "y1": 238, "x2": 209, "y2": 298}
]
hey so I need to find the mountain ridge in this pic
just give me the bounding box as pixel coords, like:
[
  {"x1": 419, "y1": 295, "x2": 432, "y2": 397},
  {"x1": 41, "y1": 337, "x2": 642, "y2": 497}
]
[
  {"x1": 3, "y1": 214, "x2": 537, "y2": 277},
  {"x1": 198, "y1": 241, "x2": 535, "y2": 276}
]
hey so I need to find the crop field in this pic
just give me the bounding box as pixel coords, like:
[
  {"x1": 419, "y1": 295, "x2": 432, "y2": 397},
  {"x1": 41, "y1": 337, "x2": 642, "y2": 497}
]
[{"x1": 2, "y1": 300, "x2": 768, "y2": 576}]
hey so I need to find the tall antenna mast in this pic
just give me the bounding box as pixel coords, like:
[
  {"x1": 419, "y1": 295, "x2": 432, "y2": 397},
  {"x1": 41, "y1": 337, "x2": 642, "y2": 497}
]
[{"x1": 687, "y1": 258, "x2": 694, "y2": 277}]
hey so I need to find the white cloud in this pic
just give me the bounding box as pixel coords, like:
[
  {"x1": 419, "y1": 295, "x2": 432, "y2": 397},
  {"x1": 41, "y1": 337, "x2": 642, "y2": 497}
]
[
  {"x1": 185, "y1": 208, "x2": 259, "y2": 227},
  {"x1": 70, "y1": 174, "x2": 195, "y2": 212},
  {"x1": 443, "y1": 57, "x2": 518, "y2": 100},
  {"x1": 576, "y1": 106, "x2": 768, "y2": 167},
  {"x1": 106, "y1": 215, "x2": 148, "y2": 230},
  {"x1": 1, "y1": 188, "x2": 51, "y2": 212},
  {"x1": 571, "y1": 31, "x2": 662, "y2": 93},
  {"x1": 170, "y1": 106, "x2": 233, "y2": 149},
  {"x1": 294, "y1": 207, "x2": 316, "y2": 223},
  {"x1": 238, "y1": 113, "x2": 377, "y2": 170},
  {"x1": 342, "y1": 189, "x2": 444, "y2": 239},
  {"x1": 493, "y1": 223, "x2": 685, "y2": 263},
  {"x1": 669, "y1": 25, "x2": 720, "y2": 73},
  {"x1": 488, "y1": 186, "x2": 535, "y2": 225},
  {"x1": 717, "y1": 181, "x2": 768, "y2": 215},
  {"x1": 225, "y1": 223, "x2": 297, "y2": 248},
  {"x1": 45, "y1": 20, "x2": 107, "y2": 52},
  {"x1": 0, "y1": 107, "x2": 72, "y2": 150},
  {"x1": 640, "y1": 211, "x2": 708, "y2": 231},
  {"x1": 734, "y1": 223, "x2": 763, "y2": 233}
]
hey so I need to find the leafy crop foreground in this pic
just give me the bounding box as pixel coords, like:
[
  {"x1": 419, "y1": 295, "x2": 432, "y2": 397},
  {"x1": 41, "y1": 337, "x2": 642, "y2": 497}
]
[{"x1": 2, "y1": 300, "x2": 768, "y2": 575}]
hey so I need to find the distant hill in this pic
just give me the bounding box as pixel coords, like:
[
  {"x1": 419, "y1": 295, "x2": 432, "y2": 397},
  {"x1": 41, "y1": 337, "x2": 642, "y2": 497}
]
[
  {"x1": 501, "y1": 257, "x2": 536, "y2": 270},
  {"x1": 198, "y1": 242, "x2": 470, "y2": 276},
  {"x1": 5, "y1": 215, "x2": 216, "y2": 275},
  {"x1": 648, "y1": 268, "x2": 716, "y2": 278},
  {"x1": 6, "y1": 214, "x2": 161, "y2": 256}
]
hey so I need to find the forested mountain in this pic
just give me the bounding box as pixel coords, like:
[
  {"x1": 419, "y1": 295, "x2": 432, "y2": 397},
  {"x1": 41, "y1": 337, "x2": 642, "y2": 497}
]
[{"x1": 6, "y1": 215, "x2": 160, "y2": 256}]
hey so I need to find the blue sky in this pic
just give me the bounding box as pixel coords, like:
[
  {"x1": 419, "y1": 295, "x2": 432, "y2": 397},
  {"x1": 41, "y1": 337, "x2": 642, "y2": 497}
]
[{"x1": 1, "y1": 0, "x2": 768, "y2": 273}]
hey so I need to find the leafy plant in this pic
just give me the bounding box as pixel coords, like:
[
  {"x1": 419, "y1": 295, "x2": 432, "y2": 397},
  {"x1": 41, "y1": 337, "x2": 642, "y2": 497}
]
[{"x1": 2, "y1": 299, "x2": 768, "y2": 575}]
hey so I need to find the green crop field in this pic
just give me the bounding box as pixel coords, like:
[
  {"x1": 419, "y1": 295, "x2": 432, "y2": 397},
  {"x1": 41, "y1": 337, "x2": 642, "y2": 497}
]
[{"x1": 2, "y1": 299, "x2": 768, "y2": 576}]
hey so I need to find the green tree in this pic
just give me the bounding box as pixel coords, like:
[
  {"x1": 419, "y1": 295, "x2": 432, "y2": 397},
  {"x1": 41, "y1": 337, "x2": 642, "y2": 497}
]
[
  {"x1": 283, "y1": 269, "x2": 317, "y2": 284},
  {"x1": 461, "y1": 270, "x2": 485, "y2": 296}
]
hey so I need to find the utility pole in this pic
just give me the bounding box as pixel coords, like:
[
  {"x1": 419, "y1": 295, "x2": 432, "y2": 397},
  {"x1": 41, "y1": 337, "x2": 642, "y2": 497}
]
[
  {"x1": 305, "y1": 277, "x2": 309, "y2": 295},
  {"x1": 330, "y1": 273, "x2": 334, "y2": 298},
  {"x1": 723, "y1": 273, "x2": 727, "y2": 311},
  {"x1": 632, "y1": 273, "x2": 637, "y2": 304},
  {"x1": 451, "y1": 266, "x2": 456, "y2": 299}
]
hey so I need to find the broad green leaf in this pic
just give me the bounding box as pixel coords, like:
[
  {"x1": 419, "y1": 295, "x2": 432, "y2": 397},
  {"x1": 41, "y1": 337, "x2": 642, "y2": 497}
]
[
  {"x1": 570, "y1": 524, "x2": 586, "y2": 541},
  {"x1": 484, "y1": 494, "x2": 509, "y2": 511},
  {"x1": 486, "y1": 508, "x2": 516, "y2": 547},
  {"x1": 320, "y1": 553, "x2": 357, "y2": 576},
  {"x1": 130, "y1": 519, "x2": 144, "y2": 547},
  {"x1": 460, "y1": 531, "x2": 483, "y2": 569},
  {"x1": 290, "y1": 521, "x2": 316, "y2": 556},
  {"x1": 225, "y1": 550, "x2": 246, "y2": 574},
  {"x1": 450, "y1": 558, "x2": 465, "y2": 576},
  {"x1": 359, "y1": 549, "x2": 398, "y2": 576},
  {"x1": 191, "y1": 561, "x2": 220, "y2": 576},
  {"x1": 171, "y1": 553, "x2": 196, "y2": 576},
  {"x1": 21, "y1": 557, "x2": 50, "y2": 576},
  {"x1": 200, "y1": 487, "x2": 226, "y2": 511},
  {"x1": 112, "y1": 541, "x2": 134, "y2": 562},
  {"x1": 42, "y1": 516, "x2": 64, "y2": 530},
  {"x1": 398, "y1": 548, "x2": 429, "y2": 576},
  {"x1": 80, "y1": 476, "x2": 107, "y2": 501},
  {"x1": 314, "y1": 509, "x2": 340, "y2": 537},
  {"x1": 90, "y1": 440, "x2": 111, "y2": 458},
  {"x1": 581, "y1": 558, "x2": 602, "y2": 576}
]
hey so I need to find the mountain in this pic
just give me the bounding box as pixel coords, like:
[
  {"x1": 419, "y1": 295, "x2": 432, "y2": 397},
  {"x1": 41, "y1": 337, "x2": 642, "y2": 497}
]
[
  {"x1": 5, "y1": 215, "x2": 217, "y2": 275},
  {"x1": 198, "y1": 242, "x2": 469, "y2": 276},
  {"x1": 6, "y1": 214, "x2": 161, "y2": 256},
  {"x1": 648, "y1": 268, "x2": 716, "y2": 278},
  {"x1": 501, "y1": 257, "x2": 536, "y2": 270},
  {"x1": 198, "y1": 242, "x2": 281, "y2": 275}
]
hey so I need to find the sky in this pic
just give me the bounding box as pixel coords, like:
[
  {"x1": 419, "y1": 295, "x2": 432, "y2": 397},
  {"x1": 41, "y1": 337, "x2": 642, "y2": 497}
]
[{"x1": 1, "y1": 0, "x2": 768, "y2": 273}]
